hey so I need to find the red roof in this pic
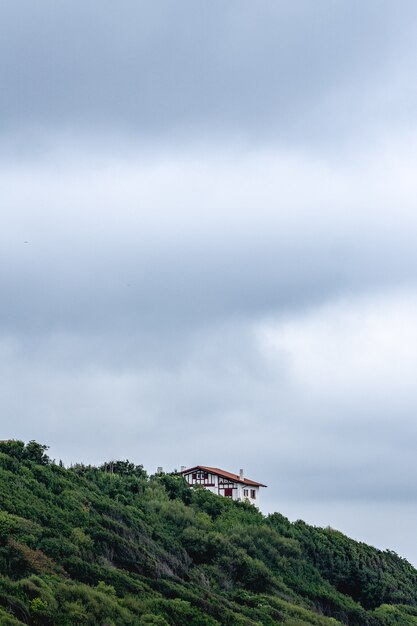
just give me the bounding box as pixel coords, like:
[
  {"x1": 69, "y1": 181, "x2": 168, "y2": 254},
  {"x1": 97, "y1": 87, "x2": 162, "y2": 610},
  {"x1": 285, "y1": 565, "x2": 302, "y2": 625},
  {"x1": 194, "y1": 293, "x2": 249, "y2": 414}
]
[{"x1": 180, "y1": 465, "x2": 267, "y2": 488}]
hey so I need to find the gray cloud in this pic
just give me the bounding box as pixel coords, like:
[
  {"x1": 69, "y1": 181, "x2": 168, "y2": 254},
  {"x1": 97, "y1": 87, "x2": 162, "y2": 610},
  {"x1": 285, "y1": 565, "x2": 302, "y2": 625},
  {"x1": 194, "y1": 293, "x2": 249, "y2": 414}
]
[
  {"x1": 2, "y1": 146, "x2": 417, "y2": 337},
  {"x1": 1, "y1": 1, "x2": 417, "y2": 149}
]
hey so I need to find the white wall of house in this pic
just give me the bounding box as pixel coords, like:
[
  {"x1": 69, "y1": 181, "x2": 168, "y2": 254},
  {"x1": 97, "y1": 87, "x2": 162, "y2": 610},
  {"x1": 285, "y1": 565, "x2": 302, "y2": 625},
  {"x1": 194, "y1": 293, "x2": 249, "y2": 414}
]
[{"x1": 237, "y1": 483, "x2": 260, "y2": 507}]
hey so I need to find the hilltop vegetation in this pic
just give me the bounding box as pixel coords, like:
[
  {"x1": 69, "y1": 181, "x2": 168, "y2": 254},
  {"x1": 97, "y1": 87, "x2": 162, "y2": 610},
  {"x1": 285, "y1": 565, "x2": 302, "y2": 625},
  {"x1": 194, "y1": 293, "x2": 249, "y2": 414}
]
[{"x1": 0, "y1": 441, "x2": 416, "y2": 625}]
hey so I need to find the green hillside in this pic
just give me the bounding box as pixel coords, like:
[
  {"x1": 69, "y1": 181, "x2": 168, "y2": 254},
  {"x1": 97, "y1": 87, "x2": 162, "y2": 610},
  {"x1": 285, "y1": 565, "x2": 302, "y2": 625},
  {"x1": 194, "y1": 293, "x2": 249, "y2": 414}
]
[{"x1": 0, "y1": 440, "x2": 416, "y2": 626}]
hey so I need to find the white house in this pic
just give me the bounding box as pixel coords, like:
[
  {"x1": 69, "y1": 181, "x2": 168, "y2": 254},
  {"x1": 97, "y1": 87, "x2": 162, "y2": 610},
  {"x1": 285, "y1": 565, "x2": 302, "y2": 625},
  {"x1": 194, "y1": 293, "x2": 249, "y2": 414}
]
[{"x1": 179, "y1": 466, "x2": 266, "y2": 508}]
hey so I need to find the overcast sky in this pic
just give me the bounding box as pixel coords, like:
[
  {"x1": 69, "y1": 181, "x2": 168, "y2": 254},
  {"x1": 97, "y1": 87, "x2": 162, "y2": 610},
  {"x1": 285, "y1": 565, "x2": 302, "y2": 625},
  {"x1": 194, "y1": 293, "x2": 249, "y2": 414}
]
[{"x1": 3, "y1": 0, "x2": 417, "y2": 563}]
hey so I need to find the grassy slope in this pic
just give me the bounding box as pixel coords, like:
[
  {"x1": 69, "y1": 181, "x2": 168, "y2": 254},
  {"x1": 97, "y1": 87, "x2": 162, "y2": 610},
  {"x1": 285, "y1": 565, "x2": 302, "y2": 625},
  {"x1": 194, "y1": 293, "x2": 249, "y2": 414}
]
[{"x1": 0, "y1": 441, "x2": 416, "y2": 626}]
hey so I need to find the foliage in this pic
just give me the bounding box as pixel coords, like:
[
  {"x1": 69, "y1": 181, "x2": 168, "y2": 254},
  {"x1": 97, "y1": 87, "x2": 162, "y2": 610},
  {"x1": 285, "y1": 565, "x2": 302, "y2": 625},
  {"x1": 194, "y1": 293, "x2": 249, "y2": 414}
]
[{"x1": 0, "y1": 440, "x2": 415, "y2": 625}]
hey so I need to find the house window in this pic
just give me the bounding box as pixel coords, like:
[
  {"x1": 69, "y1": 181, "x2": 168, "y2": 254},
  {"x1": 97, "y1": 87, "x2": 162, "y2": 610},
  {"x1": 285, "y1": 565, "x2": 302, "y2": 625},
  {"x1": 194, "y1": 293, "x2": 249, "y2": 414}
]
[
  {"x1": 224, "y1": 488, "x2": 233, "y2": 497},
  {"x1": 243, "y1": 489, "x2": 248, "y2": 497},
  {"x1": 250, "y1": 489, "x2": 256, "y2": 499},
  {"x1": 192, "y1": 471, "x2": 209, "y2": 483}
]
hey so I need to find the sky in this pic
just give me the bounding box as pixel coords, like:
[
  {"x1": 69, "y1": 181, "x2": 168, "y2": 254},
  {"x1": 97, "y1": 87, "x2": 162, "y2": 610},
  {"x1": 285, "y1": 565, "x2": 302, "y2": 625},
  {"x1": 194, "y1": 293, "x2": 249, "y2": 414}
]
[{"x1": 2, "y1": 0, "x2": 417, "y2": 563}]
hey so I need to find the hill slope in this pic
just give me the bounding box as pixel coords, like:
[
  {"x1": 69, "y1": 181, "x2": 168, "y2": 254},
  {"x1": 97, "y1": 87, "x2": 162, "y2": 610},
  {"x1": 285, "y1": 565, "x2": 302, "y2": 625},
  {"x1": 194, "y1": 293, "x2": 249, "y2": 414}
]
[{"x1": 0, "y1": 440, "x2": 416, "y2": 626}]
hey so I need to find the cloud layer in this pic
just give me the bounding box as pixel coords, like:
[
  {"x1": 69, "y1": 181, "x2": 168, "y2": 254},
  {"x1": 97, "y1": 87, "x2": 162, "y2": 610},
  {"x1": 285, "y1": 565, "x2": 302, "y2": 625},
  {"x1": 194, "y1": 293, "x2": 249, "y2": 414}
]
[{"x1": 1, "y1": 1, "x2": 417, "y2": 149}]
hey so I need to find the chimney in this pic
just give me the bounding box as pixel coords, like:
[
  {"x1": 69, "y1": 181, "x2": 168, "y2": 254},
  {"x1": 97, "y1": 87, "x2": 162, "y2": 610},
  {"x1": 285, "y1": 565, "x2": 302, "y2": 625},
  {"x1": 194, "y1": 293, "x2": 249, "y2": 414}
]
[
  {"x1": 181, "y1": 466, "x2": 186, "y2": 473},
  {"x1": 239, "y1": 468, "x2": 244, "y2": 481},
  {"x1": 156, "y1": 466, "x2": 164, "y2": 474}
]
